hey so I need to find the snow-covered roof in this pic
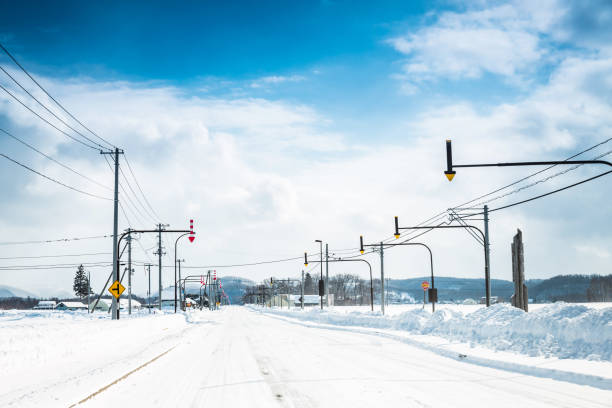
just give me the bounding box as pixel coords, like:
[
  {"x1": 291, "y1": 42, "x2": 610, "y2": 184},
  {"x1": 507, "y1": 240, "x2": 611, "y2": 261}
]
[
  {"x1": 37, "y1": 301, "x2": 56, "y2": 305},
  {"x1": 56, "y1": 301, "x2": 87, "y2": 308}
]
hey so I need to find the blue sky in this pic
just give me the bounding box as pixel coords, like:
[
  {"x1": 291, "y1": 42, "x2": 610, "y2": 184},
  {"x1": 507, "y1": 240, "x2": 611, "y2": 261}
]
[{"x1": 0, "y1": 1, "x2": 611, "y2": 296}]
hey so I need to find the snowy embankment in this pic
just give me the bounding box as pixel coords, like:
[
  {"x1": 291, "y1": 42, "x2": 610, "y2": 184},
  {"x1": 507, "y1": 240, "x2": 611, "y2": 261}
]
[{"x1": 256, "y1": 303, "x2": 612, "y2": 362}]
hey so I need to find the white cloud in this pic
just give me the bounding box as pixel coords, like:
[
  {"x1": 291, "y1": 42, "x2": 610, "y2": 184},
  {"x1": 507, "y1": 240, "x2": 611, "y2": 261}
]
[
  {"x1": 0, "y1": 48, "x2": 611, "y2": 297},
  {"x1": 388, "y1": 0, "x2": 566, "y2": 87},
  {"x1": 250, "y1": 74, "x2": 305, "y2": 88}
]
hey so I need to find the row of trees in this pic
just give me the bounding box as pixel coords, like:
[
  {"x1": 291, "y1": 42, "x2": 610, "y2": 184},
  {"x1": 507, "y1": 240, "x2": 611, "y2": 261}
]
[{"x1": 242, "y1": 272, "x2": 382, "y2": 306}]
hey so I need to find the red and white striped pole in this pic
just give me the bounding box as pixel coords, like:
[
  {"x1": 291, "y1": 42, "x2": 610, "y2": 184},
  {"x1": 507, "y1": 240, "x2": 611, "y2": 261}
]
[{"x1": 188, "y1": 219, "x2": 195, "y2": 243}]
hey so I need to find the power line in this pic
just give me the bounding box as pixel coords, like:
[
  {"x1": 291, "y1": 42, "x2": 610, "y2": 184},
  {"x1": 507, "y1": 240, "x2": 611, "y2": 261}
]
[
  {"x1": 449, "y1": 136, "x2": 612, "y2": 211},
  {"x1": 0, "y1": 65, "x2": 109, "y2": 151},
  {"x1": 175, "y1": 255, "x2": 304, "y2": 269},
  {"x1": 0, "y1": 42, "x2": 116, "y2": 150},
  {"x1": 1, "y1": 152, "x2": 112, "y2": 200},
  {"x1": 468, "y1": 149, "x2": 612, "y2": 208},
  {"x1": 124, "y1": 155, "x2": 161, "y2": 221},
  {"x1": 0, "y1": 83, "x2": 100, "y2": 151},
  {"x1": 0, "y1": 234, "x2": 113, "y2": 246},
  {"x1": 0, "y1": 252, "x2": 110, "y2": 260},
  {"x1": 119, "y1": 166, "x2": 158, "y2": 223},
  {"x1": 103, "y1": 154, "x2": 149, "y2": 227},
  {"x1": 489, "y1": 170, "x2": 612, "y2": 213},
  {"x1": 0, "y1": 263, "x2": 113, "y2": 271},
  {"x1": 1, "y1": 127, "x2": 111, "y2": 190},
  {"x1": 0, "y1": 261, "x2": 111, "y2": 270}
]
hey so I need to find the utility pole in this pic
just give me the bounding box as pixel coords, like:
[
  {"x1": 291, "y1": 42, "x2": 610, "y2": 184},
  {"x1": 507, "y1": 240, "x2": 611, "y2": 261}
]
[
  {"x1": 177, "y1": 259, "x2": 184, "y2": 311},
  {"x1": 380, "y1": 242, "x2": 385, "y2": 316},
  {"x1": 87, "y1": 271, "x2": 91, "y2": 314},
  {"x1": 325, "y1": 243, "x2": 329, "y2": 307},
  {"x1": 101, "y1": 147, "x2": 123, "y2": 320},
  {"x1": 155, "y1": 223, "x2": 165, "y2": 311},
  {"x1": 301, "y1": 270, "x2": 304, "y2": 310},
  {"x1": 483, "y1": 205, "x2": 491, "y2": 307},
  {"x1": 146, "y1": 263, "x2": 152, "y2": 314},
  {"x1": 127, "y1": 230, "x2": 132, "y2": 315}
]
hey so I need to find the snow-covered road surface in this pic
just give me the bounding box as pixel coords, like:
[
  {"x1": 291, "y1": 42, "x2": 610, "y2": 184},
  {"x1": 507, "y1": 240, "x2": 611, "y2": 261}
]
[{"x1": 2, "y1": 307, "x2": 611, "y2": 408}]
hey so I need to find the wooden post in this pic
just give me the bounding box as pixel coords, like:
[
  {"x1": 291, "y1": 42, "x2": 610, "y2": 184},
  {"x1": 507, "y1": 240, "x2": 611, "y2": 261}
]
[{"x1": 511, "y1": 229, "x2": 527, "y2": 312}]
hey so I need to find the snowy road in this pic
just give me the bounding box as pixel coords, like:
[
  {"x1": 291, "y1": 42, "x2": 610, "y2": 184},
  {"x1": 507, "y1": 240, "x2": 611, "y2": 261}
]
[
  {"x1": 3, "y1": 307, "x2": 610, "y2": 407},
  {"x1": 74, "y1": 307, "x2": 610, "y2": 408}
]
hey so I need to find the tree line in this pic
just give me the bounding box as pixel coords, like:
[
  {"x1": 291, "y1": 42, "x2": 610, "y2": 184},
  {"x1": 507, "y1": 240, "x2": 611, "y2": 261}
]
[{"x1": 242, "y1": 272, "x2": 383, "y2": 305}]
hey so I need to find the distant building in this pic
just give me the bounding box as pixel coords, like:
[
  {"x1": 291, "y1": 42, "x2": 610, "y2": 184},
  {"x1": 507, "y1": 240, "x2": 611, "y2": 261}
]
[
  {"x1": 479, "y1": 296, "x2": 500, "y2": 304},
  {"x1": 33, "y1": 300, "x2": 56, "y2": 310},
  {"x1": 55, "y1": 301, "x2": 88, "y2": 311},
  {"x1": 462, "y1": 298, "x2": 477, "y2": 305},
  {"x1": 89, "y1": 298, "x2": 143, "y2": 312}
]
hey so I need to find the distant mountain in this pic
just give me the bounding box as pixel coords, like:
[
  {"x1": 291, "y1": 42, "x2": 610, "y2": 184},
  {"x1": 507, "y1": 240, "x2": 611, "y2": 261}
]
[
  {"x1": 528, "y1": 275, "x2": 593, "y2": 302},
  {"x1": 0, "y1": 285, "x2": 37, "y2": 298},
  {"x1": 387, "y1": 275, "x2": 604, "y2": 303},
  {"x1": 387, "y1": 277, "x2": 517, "y2": 302}
]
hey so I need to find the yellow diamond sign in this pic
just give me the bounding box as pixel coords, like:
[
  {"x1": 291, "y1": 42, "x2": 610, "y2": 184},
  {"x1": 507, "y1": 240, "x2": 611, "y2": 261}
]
[{"x1": 108, "y1": 280, "x2": 125, "y2": 299}]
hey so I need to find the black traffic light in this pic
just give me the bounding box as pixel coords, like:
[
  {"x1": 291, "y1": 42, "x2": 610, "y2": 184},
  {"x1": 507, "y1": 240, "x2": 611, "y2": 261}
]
[
  {"x1": 394, "y1": 216, "x2": 400, "y2": 239},
  {"x1": 444, "y1": 139, "x2": 456, "y2": 181}
]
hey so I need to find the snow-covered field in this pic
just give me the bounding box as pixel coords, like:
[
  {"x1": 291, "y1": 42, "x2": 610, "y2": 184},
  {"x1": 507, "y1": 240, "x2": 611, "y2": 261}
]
[{"x1": 0, "y1": 304, "x2": 611, "y2": 407}]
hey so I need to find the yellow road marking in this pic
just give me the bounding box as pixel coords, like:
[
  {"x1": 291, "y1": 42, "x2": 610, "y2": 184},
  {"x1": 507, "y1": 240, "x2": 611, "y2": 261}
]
[{"x1": 69, "y1": 345, "x2": 176, "y2": 407}]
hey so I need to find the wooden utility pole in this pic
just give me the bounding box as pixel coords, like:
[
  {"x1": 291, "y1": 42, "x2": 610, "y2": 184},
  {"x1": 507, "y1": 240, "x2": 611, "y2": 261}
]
[{"x1": 511, "y1": 229, "x2": 528, "y2": 312}]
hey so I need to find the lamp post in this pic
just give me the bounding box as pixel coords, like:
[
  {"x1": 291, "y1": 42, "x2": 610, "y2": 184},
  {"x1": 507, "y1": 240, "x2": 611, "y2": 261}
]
[
  {"x1": 443, "y1": 139, "x2": 611, "y2": 181},
  {"x1": 177, "y1": 259, "x2": 185, "y2": 310},
  {"x1": 174, "y1": 232, "x2": 193, "y2": 313},
  {"x1": 304, "y1": 253, "x2": 374, "y2": 312},
  {"x1": 315, "y1": 239, "x2": 324, "y2": 309}
]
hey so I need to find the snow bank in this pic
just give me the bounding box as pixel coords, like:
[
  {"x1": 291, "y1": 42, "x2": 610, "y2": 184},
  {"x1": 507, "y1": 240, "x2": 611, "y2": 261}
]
[{"x1": 258, "y1": 303, "x2": 612, "y2": 361}]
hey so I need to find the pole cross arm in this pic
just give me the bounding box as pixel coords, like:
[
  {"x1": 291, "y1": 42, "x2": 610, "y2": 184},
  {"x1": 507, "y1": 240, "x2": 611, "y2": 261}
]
[
  {"x1": 444, "y1": 139, "x2": 612, "y2": 181},
  {"x1": 360, "y1": 237, "x2": 436, "y2": 312},
  {"x1": 395, "y1": 220, "x2": 491, "y2": 307},
  {"x1": 398, "y1": 225, "x2": 485, "y2": 246}
]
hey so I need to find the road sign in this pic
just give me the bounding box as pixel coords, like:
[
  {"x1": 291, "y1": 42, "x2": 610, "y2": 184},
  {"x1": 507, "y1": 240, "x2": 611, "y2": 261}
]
[
  {"x1": 108, "y1": 281, "x2": 125, "y2": 299},
  {"x1": 421, "y1": 281, "x2": 430, "y2": 291},
  {"x1": 109, "y1": 280, "x2": 125, "y2": 299}
]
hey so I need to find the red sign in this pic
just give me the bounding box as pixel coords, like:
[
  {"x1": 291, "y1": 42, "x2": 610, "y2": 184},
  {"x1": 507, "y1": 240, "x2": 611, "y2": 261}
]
[
  {"x1": 188, "y1": 219, "x2": 195, "y2": 243},
  {"x1": 421, "y1": 281, "x2": 430, "y2": 291}
]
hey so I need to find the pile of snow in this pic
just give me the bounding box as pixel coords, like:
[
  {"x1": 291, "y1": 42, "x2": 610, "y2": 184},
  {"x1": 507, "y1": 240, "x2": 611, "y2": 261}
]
[{"x1": 259, "y1": 303, "x2": 612, "y2": 361}]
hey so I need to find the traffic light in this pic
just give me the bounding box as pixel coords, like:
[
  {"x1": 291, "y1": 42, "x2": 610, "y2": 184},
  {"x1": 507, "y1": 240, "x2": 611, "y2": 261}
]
[
  {"x1": 444, "y1": 139, "x2": 456, "y2": 181},
  {"x1": 304, "y1": 252, "x2": 308, "y2": 267},
  {"x1": 394, "y1": 216, "x2": 400, "y2": 239},
  {"x1": 428, "y1": 288, "x2": 438, "y2": 303},
  {"x1": 359, "y1": 235, "x2": 364, "y2": 254}
]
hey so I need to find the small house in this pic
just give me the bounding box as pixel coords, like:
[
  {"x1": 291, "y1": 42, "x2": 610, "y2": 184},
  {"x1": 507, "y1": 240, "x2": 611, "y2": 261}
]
[
  {"x1": 33, "y1": 300, "x2": 56, "y2": 310},
  {"x1": 55, "y1": 301, "x2": 88, "y2": 311}
]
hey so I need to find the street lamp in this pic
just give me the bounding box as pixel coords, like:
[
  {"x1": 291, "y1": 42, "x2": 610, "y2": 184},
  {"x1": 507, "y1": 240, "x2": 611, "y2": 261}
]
[
  {"x1": 361, "y1": 234, "x2": 436, "y2": 312},
  {"x1": 315, "y1": 239, "x2": 324, "y2": 310},
  {"x1": 174, "y1": 232, "x2": 193, "y2": 313},
  {"x1": 444, "y1": 139, "x2": 611, "y2": 181}
]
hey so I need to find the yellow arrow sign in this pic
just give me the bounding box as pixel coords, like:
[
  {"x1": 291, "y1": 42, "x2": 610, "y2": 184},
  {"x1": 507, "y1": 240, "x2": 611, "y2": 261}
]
[{"x1": 108, "y1": 280, "x2": 125, "y2": 299}]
